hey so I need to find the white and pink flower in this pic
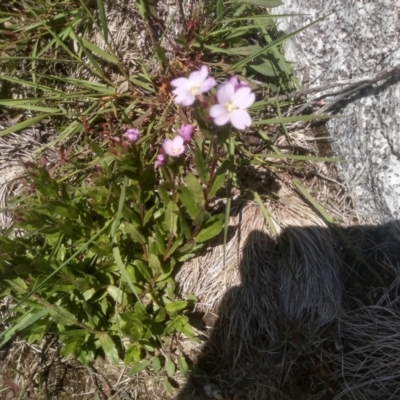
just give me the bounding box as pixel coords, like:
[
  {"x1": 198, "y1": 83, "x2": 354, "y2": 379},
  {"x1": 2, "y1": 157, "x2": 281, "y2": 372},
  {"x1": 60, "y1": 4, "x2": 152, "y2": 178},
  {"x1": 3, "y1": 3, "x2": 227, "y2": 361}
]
[
  {"x1": 209, "y1": 81, "x2": 255, "y2": 130},
  {"x1": 162, "y1": 135, "x2": 186, "y2": 157},
  {"x1": 170, "y1": 65, "x2": 216, "y2": 107}
]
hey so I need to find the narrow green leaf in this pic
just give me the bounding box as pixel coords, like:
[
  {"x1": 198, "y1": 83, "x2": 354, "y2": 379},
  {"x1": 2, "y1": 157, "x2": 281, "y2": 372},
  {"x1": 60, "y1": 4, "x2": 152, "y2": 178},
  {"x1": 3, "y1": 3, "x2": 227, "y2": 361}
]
[
  {"x1": 99, "y1": 334, "x2": 119, "y2": 365},
  {"x1": 209, "y1": 160, "x2": 230, "y2": 199},
  {"x1": 195, "y1": 214, "x2": 224, "y2": 243},
  {"x1": 0, "y1": 309, "x2": 48, "y2": 348},
  {"x1": 253, "y1": 114, "x2": 334, "y2": 125},
  {"x1": 128, "y1": 359, "x2": 152, "y2": 375},
  {"x1": 111, "y1": 176, "x2": 145, "y2": 309},
  {"x1": 178, "y1": 356, "x2": 189, "y2": 376},
  {"x1": 81, "y1": 37, "x2": 119, "y2": 64},
  {"x1": 233, "y1": 14, "x2": 331, "y2": 71},
  {"x1": 185, "y1": 173, "x2": 205, "y2": 207},
  {"x1": 165, "y1": 301, "x2": 188, "y2": 313},
  {"x1": 148, "y1": 253, "x2": 162, "y2": 273},
  {"x1": 253, "y1": 191, "x2": 278, "y2": 239},
  {"x1": 239, "y1": 0, "x2": 283, "y2": 7},
  {"x1": 178, "y1": 186, "x2": 201, "y2": 221},
  {"x1": 250, "y1": 58, "x2": 278, "y2": 77},
  {"x1": 152, "y1": 356, "x2": 162, "y2": 372},
  {"x1": 192, "y1": 146, "x2": 209, "y2": 184},
  {"x1": 133, "y1": 259, "x2": 153, "y2": 282},
  {"x1": 106, "y1": 285, "x2": 125, "y2": 303},
  {"x1": 217, "y1": 0, "x2": 224, "y2": 18},
  {"x1": 49, "y1": 305, "x2": 78, "y2": 326},
  {"x1": 165, "y1": 201, "x2": 178, "y2": 235},
  {"x1": 0, "y1": 114, "x2": 49, "y2": 137},
  {"x1": 96, "y1": 0, "x2": 109, "y2": 42},
  {"x1": 125, "y1": 222, "x2": 147, "y2": 244},
  {"x1": 165, "y1": 357, "x2": 175, "y2": 377}
]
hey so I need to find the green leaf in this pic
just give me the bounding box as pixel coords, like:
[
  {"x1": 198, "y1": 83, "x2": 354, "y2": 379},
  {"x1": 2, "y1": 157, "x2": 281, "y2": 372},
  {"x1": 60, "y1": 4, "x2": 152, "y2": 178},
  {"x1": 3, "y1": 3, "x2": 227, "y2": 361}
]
[
  {"x1": 209, "y1": 160, "x2": 230, "y2": 199},
  {"x1": 165, "y1": 301, "x2": 188, "y2": 313},
  {"x1": 185, "y1": 173, "x2": 205, "y2": 207},
  {"x1": 165, "y1": 357, "x2": 175, "y2": 377},
  {"x1": 106, "y1": 285, "x2": 126, "y2": 304},
  {"x1": 192, "y1": 146, "x2": 209, "y2": 184},
  {"x1": 165, "y1": 201, "x2": 178, "y2": 235},
  {"x1": 133, "y1": 259, "x2": 153, "y2": 282},
  {"x1": 178, "y1": 355, "x2": 189, "y2": 376},
  {"x1": 124, "y1": 222, "x2": 146, "y2": 245},
  {"x1": 49, "y1": 305, "x2": 78, "y2": 326},
  {"x1": 148, "y1": 253, "x2": 162, "y2": 273},
  {"x1": 164, "y1": 378, "x2": 174, "y2": 394},
  {"x1": 96, "y1": 0, "x2": 109, "y2": 42},
  {"x1": 250, "y1": 58, "x2": 278, "y2": 77},
  {"x1": 152, "y1": 356, "x2": 162, "y2": 372},
  {"x1": 128, "y1": 359, "x2": 152, "y2": 375},
  {"x1": 0, "y1": 114, "x2": 49, "y2": 137},
  {"x1": 178, "y1": 186, "x2": 201, "y2": 220},
  {"x1": 239, "y1": 0, "x2": 283, "y2": 7},
  {"x1": 0, "y1": 309, "x2": 48, "y2": 348},
  {"x1": 5, "y1": 277, "x2": 28, "y2": 294},
  {"x1": 216, "y1": 0, "x2": 224, "y2": 18},
  {"x1": 124, "y1": 343, "x2": 142, "y2": 364},
  {"x1": 195, "y1": 214, "x2": 224, "y2": 243},
  {"x1": 98, "y1": 334, "x2": 119, "y2": 365},
  {"x1": 154, "y1": 307, "x2": 166, "y2": 323}
]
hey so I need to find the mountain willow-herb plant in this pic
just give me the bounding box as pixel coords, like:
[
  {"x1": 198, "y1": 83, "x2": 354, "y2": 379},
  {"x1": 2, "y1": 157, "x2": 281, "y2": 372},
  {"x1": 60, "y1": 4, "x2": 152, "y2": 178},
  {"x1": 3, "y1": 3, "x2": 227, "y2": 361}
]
[{"x1": 0, "y1": 67, "x2": 255, "y2": 376}]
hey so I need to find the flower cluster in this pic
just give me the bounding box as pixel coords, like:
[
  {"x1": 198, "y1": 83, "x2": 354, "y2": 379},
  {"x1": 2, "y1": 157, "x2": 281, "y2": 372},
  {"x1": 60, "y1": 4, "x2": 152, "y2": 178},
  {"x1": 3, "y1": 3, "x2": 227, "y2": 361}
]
[
  {"x1": 153, "y1": 66, "x2": 256, "y2": 169},
  {"x1": 155, "y1": 124, "x2": 194, "y2": 169},
  {"x1": 171, "y1": 65, "x2": 256, "y2": 131}
]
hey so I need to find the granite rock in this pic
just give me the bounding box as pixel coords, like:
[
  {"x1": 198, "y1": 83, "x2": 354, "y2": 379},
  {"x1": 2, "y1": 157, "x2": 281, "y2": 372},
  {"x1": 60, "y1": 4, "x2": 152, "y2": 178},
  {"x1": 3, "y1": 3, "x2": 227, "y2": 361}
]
[{"x1": 276, "y1": 0, "x2": 400, "y2": 222}]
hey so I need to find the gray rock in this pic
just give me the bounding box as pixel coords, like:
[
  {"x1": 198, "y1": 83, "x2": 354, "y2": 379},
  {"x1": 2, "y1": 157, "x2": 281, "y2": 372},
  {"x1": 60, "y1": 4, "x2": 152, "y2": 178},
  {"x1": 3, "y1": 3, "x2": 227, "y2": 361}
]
[{"x1": 276, "y1": 0, "x2": 400, "y2": 222}]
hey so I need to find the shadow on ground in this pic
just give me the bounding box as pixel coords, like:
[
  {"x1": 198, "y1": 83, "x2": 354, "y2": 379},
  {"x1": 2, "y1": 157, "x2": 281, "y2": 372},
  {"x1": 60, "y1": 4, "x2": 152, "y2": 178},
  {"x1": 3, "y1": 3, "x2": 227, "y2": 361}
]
[{"x1": 176, "y1": 220, "x2": 400, "y2": 400}]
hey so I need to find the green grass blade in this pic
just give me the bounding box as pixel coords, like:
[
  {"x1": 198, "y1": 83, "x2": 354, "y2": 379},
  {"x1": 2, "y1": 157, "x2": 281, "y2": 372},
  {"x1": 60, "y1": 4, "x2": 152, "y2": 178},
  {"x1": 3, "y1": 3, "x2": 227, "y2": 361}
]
[
  {"x1": 0, "y1": 114, "x2": 49, "y2": 137},
  {"x1": 0, "y1": 309, "x2": 49, "y2": 348},
  {"x1": 232, "y1": 13, "x2": 331, "y2": 71},
  {"x1": 253, "y1": 114, "x2": 335, "y2": 125},
  {"x1": 96, "y1": 0, "x2": 109, "y2": 42},
  {"x1": 111, "y1": 176, "x2": 145, "y2": 310}
]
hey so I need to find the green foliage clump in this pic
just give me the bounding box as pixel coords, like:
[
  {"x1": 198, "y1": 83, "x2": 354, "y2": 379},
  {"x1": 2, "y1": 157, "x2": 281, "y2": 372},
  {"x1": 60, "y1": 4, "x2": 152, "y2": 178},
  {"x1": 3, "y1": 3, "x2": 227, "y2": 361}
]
[{"x1": 0, "y1": 120, "x2": 233, "y2": 374}]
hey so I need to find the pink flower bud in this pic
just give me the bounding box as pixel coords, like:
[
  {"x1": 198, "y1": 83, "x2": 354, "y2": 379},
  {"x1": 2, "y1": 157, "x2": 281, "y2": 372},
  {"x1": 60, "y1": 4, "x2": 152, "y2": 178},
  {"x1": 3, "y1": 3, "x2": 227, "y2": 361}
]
[
  {"x1": 124, "y1": 128, "x2": 140, "y2": 143},
  {"x1": 177, "y1": 124, "x2": 194, "y2": 143},
  {"x1": 154, "y1": 154, "x2": 168, "y2": 169}
]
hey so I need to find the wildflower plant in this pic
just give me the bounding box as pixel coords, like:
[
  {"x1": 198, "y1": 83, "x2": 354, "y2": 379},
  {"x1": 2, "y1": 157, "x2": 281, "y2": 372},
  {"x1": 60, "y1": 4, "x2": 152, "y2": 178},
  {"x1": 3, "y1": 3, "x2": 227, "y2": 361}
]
[
  {"x1": 0, "y1": 62, "x2": 258, "y2": 378},
  {"x1": 0, "y1": 0, "x2": 333, "y2": 391}
]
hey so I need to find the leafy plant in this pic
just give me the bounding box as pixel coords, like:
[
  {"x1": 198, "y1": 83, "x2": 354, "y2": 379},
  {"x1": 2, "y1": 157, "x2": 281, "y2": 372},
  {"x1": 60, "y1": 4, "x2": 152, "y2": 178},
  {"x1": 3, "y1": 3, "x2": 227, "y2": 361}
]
[{"x1": 0, "y1": 0, "x2": 335, "y2": 387}]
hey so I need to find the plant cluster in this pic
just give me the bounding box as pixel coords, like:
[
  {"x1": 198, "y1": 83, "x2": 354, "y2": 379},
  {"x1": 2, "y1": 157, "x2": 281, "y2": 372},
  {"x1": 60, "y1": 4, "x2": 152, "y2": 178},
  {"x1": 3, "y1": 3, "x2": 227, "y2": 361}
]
[
  {"x1": 0, "y1": 0, "x2": 335, "y2": 392},
  {"x1": 0, "y1": 63, "x2": 258, "y2": 381}
]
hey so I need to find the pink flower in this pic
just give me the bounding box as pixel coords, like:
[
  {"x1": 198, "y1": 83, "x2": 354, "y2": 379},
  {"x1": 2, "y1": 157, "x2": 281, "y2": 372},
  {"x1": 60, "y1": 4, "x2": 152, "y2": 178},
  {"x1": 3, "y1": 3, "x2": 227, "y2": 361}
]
[
  {"x1": 162, "y1": 135, "x2": 186, "y2": 157},
  {"x1": 125, "y1": 128, "x2": 140, "y2": 143},
  {"x1": 229, "y1": 76, "x2": 249, "y2": 90},
  {"x1": 177, "y1": 124, "x2": 194, "y2": 143},
  {"x1": 170, "y1": 65, "x2": 216, "y2": 107},
  {"x1": 154, "y1": 154, "x2": 167, "y2": 169},
  {"x1": 209, "y1": 81, "x2": 255, "y2": 130}
]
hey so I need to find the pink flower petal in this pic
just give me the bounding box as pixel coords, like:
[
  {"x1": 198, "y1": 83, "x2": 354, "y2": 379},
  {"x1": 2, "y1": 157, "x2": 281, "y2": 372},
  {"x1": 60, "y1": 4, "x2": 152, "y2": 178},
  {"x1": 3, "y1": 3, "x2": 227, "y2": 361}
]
[
  {"x1": 188, "y1": 65, "x2": 208, "y2": 85},
  {"x1": 209, "y1": 104, "x2": 227, "y2": 119},
  {"x1": 230, "y1": 109, "x2": 252, "y2": 130},
  {"x1": 170, "y1": 77, "x2": 189, "y2": 88},
  {"x1": 233, "y1": 87, "x2": 255, "y2": 109},
  {"x1": 213, "y1": 113, "x2": 230, "y2": 126},
  {"x1": 162, "y1": 136, "x2": 186, "y2": 157},
  {"x1": 174, "y1": 93, "x2": 196, "y2": 106},
  {"x1": 199, "y1": 77, "x2": 217, "y2": 93},
  {"x1": 216, "y1": 82, "x2": 235, "y2": 104}
]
